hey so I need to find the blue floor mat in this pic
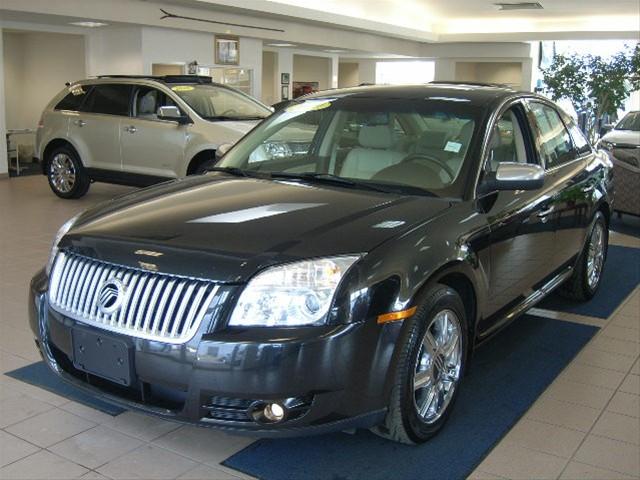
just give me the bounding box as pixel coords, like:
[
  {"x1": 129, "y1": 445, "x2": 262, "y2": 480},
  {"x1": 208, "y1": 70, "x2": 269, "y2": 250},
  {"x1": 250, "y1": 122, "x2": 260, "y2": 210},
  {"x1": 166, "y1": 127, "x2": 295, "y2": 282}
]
[
  {"x1": 223, "y1": 315, "x2": 598, "y2": 480},
  {"x1": 538, "y1": 245, "x2": 640, "y2": 318},
  {"x1": 5, "y1": 361, "x2": 125, "y2": 416}
]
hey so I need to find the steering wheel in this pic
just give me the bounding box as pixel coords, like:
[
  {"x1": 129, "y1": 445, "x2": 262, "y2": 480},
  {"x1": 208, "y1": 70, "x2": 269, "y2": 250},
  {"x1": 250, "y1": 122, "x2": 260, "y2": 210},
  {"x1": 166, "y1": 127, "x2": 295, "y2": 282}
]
[{"x1": 400, "y1": 153, "x2": 455, "y2": 182}]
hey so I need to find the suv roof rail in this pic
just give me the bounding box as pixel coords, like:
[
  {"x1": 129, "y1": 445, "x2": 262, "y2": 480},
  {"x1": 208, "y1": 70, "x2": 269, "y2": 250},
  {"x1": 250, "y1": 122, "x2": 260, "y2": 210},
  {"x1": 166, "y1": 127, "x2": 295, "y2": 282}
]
[
  {"x1": 96, "y1": 75, "x2": 213, "y2": 84},
  {"x1": 430, "y1": 81, "x2": 514, "y2": 89}
]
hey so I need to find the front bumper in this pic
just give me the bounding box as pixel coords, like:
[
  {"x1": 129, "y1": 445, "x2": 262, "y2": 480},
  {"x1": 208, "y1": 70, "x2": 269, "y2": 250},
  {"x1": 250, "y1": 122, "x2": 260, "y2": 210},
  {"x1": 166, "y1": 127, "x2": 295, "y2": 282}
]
[{"x1": 29, "y1": 270, "x2": 392, "y2": 437}]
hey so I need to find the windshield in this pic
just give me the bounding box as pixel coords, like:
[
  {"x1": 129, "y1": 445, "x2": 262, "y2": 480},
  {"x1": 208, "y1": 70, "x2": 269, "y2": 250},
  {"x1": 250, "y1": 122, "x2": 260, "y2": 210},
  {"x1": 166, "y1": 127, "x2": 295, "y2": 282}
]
[
  {"x1": 170, "y1": 84, "x2": 271, "y2": 120},
  {"x1": 615, "y1": 112, "x2": 640, "y2": 131},
  {"x1": 217, "y1": 96, "x2": 481, "y2": 197}
]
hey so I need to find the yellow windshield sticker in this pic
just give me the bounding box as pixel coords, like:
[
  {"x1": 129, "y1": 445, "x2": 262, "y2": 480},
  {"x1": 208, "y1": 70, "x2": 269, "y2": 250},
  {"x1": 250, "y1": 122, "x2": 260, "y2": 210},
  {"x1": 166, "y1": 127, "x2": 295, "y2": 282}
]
[
  {"x1": 171, "y1": 85, "x2": 195, "y2": 92},
  {"x1": 285, "y1": 99, "x2": 334, "y2": 114}
]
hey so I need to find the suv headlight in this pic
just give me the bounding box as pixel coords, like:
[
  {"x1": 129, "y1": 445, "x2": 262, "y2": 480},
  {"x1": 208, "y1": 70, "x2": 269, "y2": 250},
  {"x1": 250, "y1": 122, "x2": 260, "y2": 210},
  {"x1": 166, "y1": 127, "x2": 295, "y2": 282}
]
[
  {"x1": 228, "y1": 256, "x2": 360, "y2": 327},
  {"x1": 45, "y1": 213, "x2": 82, "y2": 275}
]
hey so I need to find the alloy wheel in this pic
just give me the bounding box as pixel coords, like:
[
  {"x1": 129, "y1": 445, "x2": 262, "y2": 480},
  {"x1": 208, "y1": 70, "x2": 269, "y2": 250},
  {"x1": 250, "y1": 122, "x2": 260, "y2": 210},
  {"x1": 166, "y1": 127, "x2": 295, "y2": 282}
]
[
  {"x1": 413, "y1": 308, "x2": 463, "y2": 424},
  {"x1": 50, "y1": 153, "x2": 76, "y2": 193},
  {"x1": 586, "y1": 221, "x2": 605, "y2": 290}
]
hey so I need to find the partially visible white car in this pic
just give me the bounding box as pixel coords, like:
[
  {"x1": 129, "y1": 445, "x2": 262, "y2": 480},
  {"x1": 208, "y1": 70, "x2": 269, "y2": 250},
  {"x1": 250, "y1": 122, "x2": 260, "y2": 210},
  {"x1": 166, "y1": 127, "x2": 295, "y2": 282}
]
[
  {"x1": 35, "y1": 75, "x2": 272, "y2": 198},
  {"x1": 598, "y1": 111, "x2": 640, "y2": 216}
]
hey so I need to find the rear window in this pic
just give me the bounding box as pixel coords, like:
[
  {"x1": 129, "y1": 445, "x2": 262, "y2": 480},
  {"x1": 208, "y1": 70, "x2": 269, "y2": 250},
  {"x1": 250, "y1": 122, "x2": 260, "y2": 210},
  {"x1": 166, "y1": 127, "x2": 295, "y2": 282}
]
[
  {"x1": 55, "y1": 85, "x2": 88, "y2": 111},
  {"x1": 81, "y1": 84, "x2": 133, "y2": 116}
]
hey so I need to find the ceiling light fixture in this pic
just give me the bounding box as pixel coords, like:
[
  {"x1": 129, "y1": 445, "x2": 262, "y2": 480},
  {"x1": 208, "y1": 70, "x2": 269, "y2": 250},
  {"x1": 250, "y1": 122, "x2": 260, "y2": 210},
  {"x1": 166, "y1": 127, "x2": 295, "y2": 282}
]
[
  {"x1": 493, "y1": 2, "x2": 543, "y2": 10},
  {"x1": 324, "y1": 49, "x2": 347, "y2": 53},
  {"x1": 266, "y1": 43, "x2": 297, "y2": 47},
  {"x1": 69, "y1": 21, "x2": 108, "y2": 27}
]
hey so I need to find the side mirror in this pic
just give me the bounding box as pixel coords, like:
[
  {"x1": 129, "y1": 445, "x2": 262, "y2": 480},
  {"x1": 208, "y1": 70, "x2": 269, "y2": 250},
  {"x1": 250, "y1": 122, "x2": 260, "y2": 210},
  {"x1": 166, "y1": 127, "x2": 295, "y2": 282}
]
[
  {"x1": 157, "y1": 106, "x2": 190, "y2": 124},
  {"x1": 600, "y1": 124, "x2": 614, "y2": 136},
  {"x1": 215, "y1": 143, "x2": 233, "y2": 160},
  {"x1": 483, "y1": 163, "x2": 544, "y2": 192}
]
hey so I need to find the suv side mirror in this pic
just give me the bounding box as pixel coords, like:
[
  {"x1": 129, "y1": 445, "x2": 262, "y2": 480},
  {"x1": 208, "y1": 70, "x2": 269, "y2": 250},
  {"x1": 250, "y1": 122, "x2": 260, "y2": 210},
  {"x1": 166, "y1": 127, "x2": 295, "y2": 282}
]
[
  {"x1": 157, "y1": 106, "x2": 190, "y2": 124},
  {"x1": 599, "y1": 123, "x2": 614, "y2": 136},
  {"x1": 483, "y1": 163, "x2": 544, "y2": 192},
  {"x1": 215, "y1": 143, "x2": 233, "y2": 160}
]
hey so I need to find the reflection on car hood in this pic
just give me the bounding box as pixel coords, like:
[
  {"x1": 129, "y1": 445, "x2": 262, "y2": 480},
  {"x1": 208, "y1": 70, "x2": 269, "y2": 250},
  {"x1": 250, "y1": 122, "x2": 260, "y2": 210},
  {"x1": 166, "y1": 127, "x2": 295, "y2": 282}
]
[
  {"x1": 602, "y1": 130, "x2": 640, "y2": 146},
  {"x1": 203, "y1": 119, "x2": 261, "y2": 137},
  {"x1": 63, "y1": 175, "x2": 451, "y2": 283}
]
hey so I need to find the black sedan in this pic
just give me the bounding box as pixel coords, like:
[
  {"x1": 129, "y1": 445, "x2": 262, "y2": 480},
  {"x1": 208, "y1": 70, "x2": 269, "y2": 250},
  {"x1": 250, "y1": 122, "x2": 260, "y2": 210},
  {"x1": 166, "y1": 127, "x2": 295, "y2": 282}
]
[{"x1": 29, "y1": 84, "x2": 613, "y2": 444}]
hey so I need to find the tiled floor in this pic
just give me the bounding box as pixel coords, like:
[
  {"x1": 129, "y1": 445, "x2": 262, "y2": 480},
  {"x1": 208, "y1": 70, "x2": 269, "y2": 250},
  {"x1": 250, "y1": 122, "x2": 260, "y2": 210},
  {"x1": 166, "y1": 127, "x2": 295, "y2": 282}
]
[{"x1": 1, "y1": 176, "x2": 638, "y2": 480}]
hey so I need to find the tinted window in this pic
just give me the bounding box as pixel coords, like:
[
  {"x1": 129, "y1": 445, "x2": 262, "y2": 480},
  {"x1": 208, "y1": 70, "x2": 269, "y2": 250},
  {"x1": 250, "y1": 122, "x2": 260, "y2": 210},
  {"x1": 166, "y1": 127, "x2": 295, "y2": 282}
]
[
  {"x1": 528, "y1": 102, "x2": 575, "y2": 169},
  {"x1": 486, "y1": 108, "x2": 530, "y2": 173},
  {"x1": 567, "y1": 122, "x2": 592, "y2": 155},
  {"x1": 55, "y1": 85, "x2": 88, "y2": 111},
  {"x1": 82, "y1": 84, "x2": 132, "y2": 116},
  {"x1": 616, "y1": 112, "x2": 640, "y2": 131}
]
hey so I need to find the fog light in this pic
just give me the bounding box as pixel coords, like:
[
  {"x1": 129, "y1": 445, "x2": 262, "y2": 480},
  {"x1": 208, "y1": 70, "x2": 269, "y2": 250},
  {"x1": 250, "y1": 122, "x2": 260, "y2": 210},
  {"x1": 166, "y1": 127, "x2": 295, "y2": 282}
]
[{"x1": 263, "y1": 402, "x2": 285, "y2": 422}]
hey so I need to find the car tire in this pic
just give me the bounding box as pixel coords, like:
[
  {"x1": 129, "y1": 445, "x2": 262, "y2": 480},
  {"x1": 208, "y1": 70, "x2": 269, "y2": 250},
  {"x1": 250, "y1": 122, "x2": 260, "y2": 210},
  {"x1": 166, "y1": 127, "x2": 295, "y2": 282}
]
[
  {"x1": 559, "y1": 211, "x2": 608, "y2": 301},
  {"x1": 373, "y1": 284, "x2": 468, "y2": 444},
  {"x1": 46, "y1": 146, "x2": 91, "y2": 199}
]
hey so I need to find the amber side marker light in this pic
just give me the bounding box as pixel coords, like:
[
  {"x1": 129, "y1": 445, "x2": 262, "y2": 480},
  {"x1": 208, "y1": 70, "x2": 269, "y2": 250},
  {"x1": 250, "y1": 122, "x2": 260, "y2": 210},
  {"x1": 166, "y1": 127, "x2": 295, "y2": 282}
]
[{"x1": 377, "y1": 306, "x2": 417, "y2": 324}]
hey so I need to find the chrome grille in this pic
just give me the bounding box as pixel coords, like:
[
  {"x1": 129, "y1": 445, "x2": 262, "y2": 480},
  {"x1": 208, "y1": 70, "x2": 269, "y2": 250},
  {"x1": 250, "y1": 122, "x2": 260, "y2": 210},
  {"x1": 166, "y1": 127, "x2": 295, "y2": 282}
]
[{"x1": 48, "y1": 252, "x2": 219, "y2": 343}]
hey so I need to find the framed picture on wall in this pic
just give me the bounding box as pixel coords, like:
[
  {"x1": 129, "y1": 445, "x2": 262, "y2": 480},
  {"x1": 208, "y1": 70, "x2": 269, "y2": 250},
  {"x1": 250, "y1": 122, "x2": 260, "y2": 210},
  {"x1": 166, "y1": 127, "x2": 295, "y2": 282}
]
[
  {"x1": 215, "y1": 35, "x2": 240, "y2": 65},
  {"x1": 281, "y1": 73, "x2": 290, "y2": 85},
  {"x1": 281, "y1": 85, "x2": 289, "y2": 100}
]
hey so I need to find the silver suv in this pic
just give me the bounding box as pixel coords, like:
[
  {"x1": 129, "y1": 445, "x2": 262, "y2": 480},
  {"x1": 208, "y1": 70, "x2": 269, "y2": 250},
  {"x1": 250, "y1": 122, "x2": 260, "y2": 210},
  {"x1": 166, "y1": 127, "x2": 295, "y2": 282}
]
[{"x1": 35, "y1": 75, "x2": 271, "y2": 198}]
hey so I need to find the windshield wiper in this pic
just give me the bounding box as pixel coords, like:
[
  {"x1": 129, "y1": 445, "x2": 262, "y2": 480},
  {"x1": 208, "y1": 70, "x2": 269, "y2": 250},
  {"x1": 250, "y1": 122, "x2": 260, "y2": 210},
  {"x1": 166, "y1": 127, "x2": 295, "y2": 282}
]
[
  {"x1": 206, "y1": 166, "x2": 265, "y2": 178},
  {"x1": 269, "y1": 172, "x2": 438, "y2": 197},
  {"x1": 204, "y1": 115, "x2": 267, "y2": 121}
]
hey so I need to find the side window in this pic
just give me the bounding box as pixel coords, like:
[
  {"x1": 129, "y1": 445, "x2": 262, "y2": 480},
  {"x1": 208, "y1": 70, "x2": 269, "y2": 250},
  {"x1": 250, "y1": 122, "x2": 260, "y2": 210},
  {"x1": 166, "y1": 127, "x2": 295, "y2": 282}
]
[
  {"x1": 55, "y1": 85, "x2": 88, "y2": 111},
  {"x1": 133, "y1": 87, "x2": 179, "y2": 120},
  {"x1": 567, "y1": 122, "x2": 592, "y2": 156},
  {"x1": 486, "y1": 107, "x2": 529, "y2": 173},
  {"x1": 82, "y1": 84, "x2": 132, "y2": 116},
  {"x1": 528, "y1": 102, "x2": 576, "y2": 169}
]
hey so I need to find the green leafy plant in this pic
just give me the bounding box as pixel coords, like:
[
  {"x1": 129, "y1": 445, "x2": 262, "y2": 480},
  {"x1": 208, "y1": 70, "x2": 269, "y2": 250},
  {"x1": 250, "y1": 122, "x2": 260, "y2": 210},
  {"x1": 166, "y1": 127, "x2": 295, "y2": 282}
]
[{"x1": 541, "y1": 44, "x2": 639, "y2": 141}]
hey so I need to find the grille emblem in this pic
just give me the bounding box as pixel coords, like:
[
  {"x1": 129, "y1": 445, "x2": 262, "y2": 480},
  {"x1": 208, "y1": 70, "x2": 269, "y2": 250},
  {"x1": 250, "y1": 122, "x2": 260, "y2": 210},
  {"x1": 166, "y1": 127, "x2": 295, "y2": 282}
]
[{"x1": 97, "y1": 278, "x2": 125, "y2": 315}]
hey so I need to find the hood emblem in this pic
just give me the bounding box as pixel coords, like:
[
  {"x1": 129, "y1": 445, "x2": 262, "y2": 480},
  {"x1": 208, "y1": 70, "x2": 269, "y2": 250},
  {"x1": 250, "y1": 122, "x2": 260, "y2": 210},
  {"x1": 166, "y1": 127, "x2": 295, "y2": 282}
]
[{"x1": 97, "y1": 278, "x2": 125, "y2": 315}]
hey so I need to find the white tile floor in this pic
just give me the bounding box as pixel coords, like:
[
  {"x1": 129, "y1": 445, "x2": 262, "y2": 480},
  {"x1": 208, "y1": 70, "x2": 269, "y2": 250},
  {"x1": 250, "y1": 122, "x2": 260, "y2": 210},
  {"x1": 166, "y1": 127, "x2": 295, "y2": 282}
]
[{"x1": 1, "y1": 176, "x2": 638, "y2": 480}]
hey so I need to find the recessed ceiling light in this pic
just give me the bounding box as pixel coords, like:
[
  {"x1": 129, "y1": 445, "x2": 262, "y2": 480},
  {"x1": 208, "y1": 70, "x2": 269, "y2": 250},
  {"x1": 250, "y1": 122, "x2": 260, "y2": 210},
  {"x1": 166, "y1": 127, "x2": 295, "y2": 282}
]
[
  {"x1": 69, "y1": 21, "x2": 108, "y2": 27},
  {"x1": 324, "y1": 49, "x2": 347, "y2": 53},
  {"x1": 493, "y1": 2, "x2": 543, "y2": 10},
  {"x1": 266, "y1": 43, "x2": 297, "y2": 47}
]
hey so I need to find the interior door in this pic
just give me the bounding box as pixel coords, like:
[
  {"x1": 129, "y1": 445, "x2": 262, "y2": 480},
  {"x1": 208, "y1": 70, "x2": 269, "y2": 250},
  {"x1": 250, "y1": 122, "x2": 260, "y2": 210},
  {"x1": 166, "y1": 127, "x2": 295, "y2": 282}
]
[
  {"x1": 120, "y1": 86, "x2": 187, "y2": 179},
  {"x1": 478, "y1": 102, "x2": 557, "y2": 321},
  {"x1": 71, "y1": 84, "x2": 132, "y2": 172}
]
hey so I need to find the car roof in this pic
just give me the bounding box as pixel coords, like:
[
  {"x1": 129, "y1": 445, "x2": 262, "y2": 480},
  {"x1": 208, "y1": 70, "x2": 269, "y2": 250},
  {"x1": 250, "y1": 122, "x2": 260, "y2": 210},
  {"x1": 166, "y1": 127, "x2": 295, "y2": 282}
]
[{"x1": 301, "y1": 82, "x2": 529, "y2": 107}]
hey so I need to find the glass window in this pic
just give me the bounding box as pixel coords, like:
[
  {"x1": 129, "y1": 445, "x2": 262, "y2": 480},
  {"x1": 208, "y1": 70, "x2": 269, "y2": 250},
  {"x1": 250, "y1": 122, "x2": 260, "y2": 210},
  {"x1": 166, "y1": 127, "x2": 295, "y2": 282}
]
[
  {"x1": 55, "y1": 85, "x2": 88, "y2": 111},
  {"x1": 170, "y1": 84, "x2": 270, "y2": 120},
  {"x1": 486, "y1": 108, "x2": 529, "y2": 173},
  {"x1": 528, "y1": 102, "x2": 575, "y2": 169},
  {"x1": 133, "y1": 87, "x2": 178, "y2": 120},
  {"x1": 219, "y1": 97, "x2": 480, "y2": 197},
  {"x1": 82, "y1": 84, "x2": 133, "y2": 116},
  {"x1": 615, "y1": 112, "x2": 640, "y2": 131},
  {"x1": 567, "y1": 122, "x2": 592, "y2": 155}
]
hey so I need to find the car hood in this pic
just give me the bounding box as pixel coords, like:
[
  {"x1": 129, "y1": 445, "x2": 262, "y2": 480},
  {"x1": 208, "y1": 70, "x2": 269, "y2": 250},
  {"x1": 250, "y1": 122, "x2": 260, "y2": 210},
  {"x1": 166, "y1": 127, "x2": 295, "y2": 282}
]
[
  {"x1": 63, "y1": 175, "x2": 451, "y2": 283},
  {"x1": 203, "y1": 119, "x2": 261, "y2": 137},
  {"x1": 602, "y1": 129, "x2": 640, "y2": 146}
]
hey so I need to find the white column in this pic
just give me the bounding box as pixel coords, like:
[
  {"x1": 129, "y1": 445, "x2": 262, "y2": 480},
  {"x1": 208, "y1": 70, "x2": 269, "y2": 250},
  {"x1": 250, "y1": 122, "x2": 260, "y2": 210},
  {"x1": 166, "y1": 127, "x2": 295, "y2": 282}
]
[
  {"x1": 277, "y1": 49, "x2": 293, "y2": 101},
  {"x1": 329, "y1": 55, "x2": 339, "y2": 89},
  {"x1": 0, "y1": 28, "x2": 8, "y2": 178}
]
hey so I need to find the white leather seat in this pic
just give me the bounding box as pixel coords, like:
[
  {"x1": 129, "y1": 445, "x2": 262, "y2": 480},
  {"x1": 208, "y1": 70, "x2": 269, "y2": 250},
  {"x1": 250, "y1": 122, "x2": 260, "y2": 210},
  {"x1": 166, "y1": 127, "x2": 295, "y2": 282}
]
[{"x1": 340, "y1": 126, "x2": 405, "y2": 179}]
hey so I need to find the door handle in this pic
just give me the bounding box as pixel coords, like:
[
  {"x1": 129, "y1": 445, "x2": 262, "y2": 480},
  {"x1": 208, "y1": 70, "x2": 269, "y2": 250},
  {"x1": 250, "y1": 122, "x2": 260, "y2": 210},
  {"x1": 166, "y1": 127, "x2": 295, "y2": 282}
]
[
  {"x1": 74, "y1": 119, "x2": 86, "y2": 127},
  {"x1": 537, "y1": 206, "x2": 555, "y2": 222},
  {"x1": 124, "y1": 125, "x2": 137, "y2": 134}
]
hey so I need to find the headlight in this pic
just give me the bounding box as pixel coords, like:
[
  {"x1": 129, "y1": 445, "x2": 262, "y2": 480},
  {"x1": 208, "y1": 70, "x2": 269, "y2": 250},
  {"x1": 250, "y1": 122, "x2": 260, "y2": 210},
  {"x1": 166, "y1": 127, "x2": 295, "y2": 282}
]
[
  {"x1": 599, "y1": 140, "x2": 614, "y2": 150},
  {"x1": 228, "y1": 256, "x2": 360, "y2": 327},
  {"x1": 45, "y1": 213, "x2": 82, "y2": 275}
]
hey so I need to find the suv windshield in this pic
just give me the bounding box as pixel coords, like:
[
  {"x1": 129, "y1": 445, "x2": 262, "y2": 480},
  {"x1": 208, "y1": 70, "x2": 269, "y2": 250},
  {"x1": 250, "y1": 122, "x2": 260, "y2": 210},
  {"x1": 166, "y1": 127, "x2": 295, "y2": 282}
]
[
  {"x1": 615, "y1": 112, "x2": 640, "y2": 132},
  {"x1": 170, "y1": 84, "x2": 271, "y2": 121},
  {"x1": 217, "y1": 96, "x2": 481, "y2": 197}
]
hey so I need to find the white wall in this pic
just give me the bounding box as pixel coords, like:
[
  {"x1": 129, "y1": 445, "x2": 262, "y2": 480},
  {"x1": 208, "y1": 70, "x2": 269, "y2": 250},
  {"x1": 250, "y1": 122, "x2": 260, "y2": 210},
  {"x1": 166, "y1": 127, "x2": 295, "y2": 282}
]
[
  {"x1": 338, "y1": 62, "x2": 359, "y2": 88},
  {"x1": 262, "y1": 51, "x2": 277, "y2": 105},
  {"x1": 85, "y1": 26, "x2": 143, "y2": 77},
  {"x1": 3, "y1": 31, "x2": 85, "y2": 131},
  {"x1": 293, "y1": 55, "x2": 331, "y2": 91}
]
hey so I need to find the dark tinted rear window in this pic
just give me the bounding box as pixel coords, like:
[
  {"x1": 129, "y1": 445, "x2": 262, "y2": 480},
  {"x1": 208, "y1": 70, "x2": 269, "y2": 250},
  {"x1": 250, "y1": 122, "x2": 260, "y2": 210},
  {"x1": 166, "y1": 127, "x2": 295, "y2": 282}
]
[
  {"x1": 82, "y1": 84, "x2": 133, "y2": 116},
  {"x1": 55, "y1": 85, "x2": 88, "y2": 111}
]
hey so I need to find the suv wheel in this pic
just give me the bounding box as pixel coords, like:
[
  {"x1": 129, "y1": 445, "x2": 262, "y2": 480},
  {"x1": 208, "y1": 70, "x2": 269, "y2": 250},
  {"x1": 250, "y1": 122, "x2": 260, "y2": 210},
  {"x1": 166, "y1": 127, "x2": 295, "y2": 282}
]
[
  {"x1": 559, "y1": 211, "x2": 608, "y2": 301},
  {"x1": 373, "y1": 284, "x2": 468, "y2": 444},
  {"x1": 46, "y1": 146, "x2": 90, "y2": 199}
]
